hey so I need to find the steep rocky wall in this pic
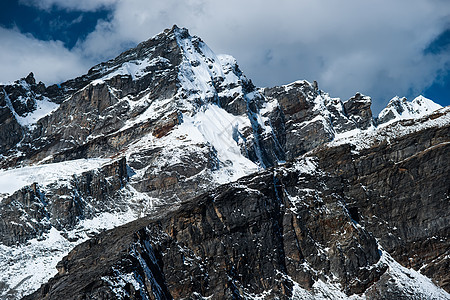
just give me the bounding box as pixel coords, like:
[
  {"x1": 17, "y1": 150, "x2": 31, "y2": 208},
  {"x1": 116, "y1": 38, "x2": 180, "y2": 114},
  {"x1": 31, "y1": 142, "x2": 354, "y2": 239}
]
[
  {"x1": 314, "y1": 121, "x2": 450, "y2": 291},
  {"x1": 262, "y1": 81, "x2": 374, "y2": 161},
  {"x1": 25, "y1": 159, "x2": 391, "y2": 299},
  {"x1": 0, "y1": 91, "x2": 24, "y2": 153},
  {"x1": 0, "y1": 158, "x2": 129, "y2": 246},
  {"x1": 23, "y1": 117, "x2": 450, "y2": 299}
]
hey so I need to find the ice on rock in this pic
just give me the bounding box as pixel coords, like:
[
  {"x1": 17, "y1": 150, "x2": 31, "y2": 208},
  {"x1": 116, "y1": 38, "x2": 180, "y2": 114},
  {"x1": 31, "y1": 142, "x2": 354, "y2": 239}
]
[
  {"x1": 99, "y1": 56, "x2": 171, "y2": 82},
  {"x1": 176, "y1": 104, "x2": 259, "y2": 183},
  {"x1": 175, "y1": 29, "x2": 224, "y2": 103},
  {"x1": 0, "y1": 210, "x2": 138, "y2": 299},
  {"x1": 378, "y1": 95, "x2": 443, "y2": 125},
  {"x1": 14, "y1": 96, "x2": 59, "y2": 127},
  {"x1": 3, "y1": 83, "x2": 59, "y2": 128},
  {"x1": 0, "y1": 158, "x2": 111, "y2": 197}
]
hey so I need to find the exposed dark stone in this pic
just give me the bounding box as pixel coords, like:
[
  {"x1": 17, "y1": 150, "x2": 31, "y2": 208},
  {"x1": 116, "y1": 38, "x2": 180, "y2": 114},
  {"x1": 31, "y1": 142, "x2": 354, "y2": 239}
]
[
  {"x1": 0, "y1": 96, "x2": 23, "y2": 153},
  {"x1": 0, "y1": 158, "x2": 129, "y2": 246},
  {"x1": 25, "y1": 73, "x2": 36, "y2": 85},
  {"x1": 314, "y1": 118, "x2": 450, "y2": 292},
  {"x1": 262, "y1": 81, "x2": 333, "y2": 160},
  {"x1": 24, "y1": 159, "x2": 388, "y2": 299},
  {"x1": 343, "y1": 93, "x2": 374, "y2": 129},
  {"x1": 325, "y1": 97, "x2": 357, "y2": 133}
]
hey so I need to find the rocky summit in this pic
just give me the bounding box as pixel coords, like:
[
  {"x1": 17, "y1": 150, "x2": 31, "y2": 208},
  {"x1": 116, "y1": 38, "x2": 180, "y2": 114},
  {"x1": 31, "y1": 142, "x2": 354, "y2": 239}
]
[{"x1": 0, "y1": 25, "x2": 449, "y2": 299}]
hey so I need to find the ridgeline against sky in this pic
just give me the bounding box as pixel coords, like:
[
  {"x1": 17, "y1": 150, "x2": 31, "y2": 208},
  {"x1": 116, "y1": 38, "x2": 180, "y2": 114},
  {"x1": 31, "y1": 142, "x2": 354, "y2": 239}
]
[{"x1": 0, "y1": 0, "x2": 449, "y2": 112}]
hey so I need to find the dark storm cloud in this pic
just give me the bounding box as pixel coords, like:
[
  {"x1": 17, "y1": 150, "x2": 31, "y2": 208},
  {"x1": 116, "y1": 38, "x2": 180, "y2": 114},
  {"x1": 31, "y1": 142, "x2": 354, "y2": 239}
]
[{"x1": 1, "y1": 0, "x2": 450, "y2": 111}]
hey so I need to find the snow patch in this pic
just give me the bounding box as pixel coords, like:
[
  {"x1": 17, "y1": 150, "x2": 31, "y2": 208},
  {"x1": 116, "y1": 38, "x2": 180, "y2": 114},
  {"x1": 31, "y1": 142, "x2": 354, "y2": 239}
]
[
  {"x1": 99, "y1": 56, "x2": 171, "y2": 82},
  {"x1": 0, "y1": 158, "x2": 111, "y2": 196},
  {"x1": 177, "y1": 104, "x2": 259, "y2": 183},
  {"x1": 331, "y1": 106, "x2": 450, "y2": 150},
  {"x1": 0, "y1": 227, "x2": 72, "y2": 299},
  {"x1": 16, "y1": 97, "x2": 59, "y2": 127},
  {"x1": 2, "y1": 84, "x2": 59, "y2": 128},
  {"x1": 293, "y1": 157, "x2": 318, "y2": 175},
  {"x1": 375, "y1": 250, "x2": 450, "y2": 299},
  {"x1": 0, "y1": 209, "x2": 138, "y2": 299},
  {"x1": 378, "y1": 95, "x2": 442, "y2": 125},
  {"x1": 175, "y1": 31, "x2": 224, "y2": 103}
]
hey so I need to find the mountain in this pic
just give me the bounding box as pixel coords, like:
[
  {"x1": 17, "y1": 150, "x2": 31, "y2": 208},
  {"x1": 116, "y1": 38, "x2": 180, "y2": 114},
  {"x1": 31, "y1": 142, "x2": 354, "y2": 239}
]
[
  {"x1": 377, "y1": 95, "x2": 443, "y2": 125},
  {"x1": 0, "y1": 25, "x2": 449, "y2": 299}
]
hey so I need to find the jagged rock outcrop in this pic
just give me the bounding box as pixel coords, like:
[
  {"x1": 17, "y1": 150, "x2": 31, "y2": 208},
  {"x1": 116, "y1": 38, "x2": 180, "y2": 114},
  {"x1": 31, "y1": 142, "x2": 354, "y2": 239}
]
[
  {"x1": 262, "y1": 82, "x2": 374, "y2": 160},
  {"x1": 343, "y1": 92, "x2": 373, "y2": 129},
  {"x1": 313, "y1": 113, "x2": 450, "y2": 292},
  {"x1": 0, "y1": 158, "x2": 129, "y2": 246},
  {"x1": 0, "y1": 72, "x2": 48, "y2": 153},
  {"x1": 262, "y1": 81, "x2": 328, "y2": 159},
  {"x1": 0, "y1": 91, "x2": 23, "y2": 153}
]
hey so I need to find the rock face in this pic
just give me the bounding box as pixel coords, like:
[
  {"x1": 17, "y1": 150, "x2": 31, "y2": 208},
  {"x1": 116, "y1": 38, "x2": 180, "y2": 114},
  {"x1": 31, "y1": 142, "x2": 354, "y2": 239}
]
[
  {"x1": 22, "y1": 160, "x2": 385, "y2": 299},
  {"x1": 0, "y1": 72, "x2": 47, "y2": 153},
  {"x1": 262, "y1": 83, "x2": 374, "y2": 160},
  {"x1": 343, "y1": 92, "x2": 374, "y2": 129},
  {"x1": 0, "y1": 26, "x2": 449, "y2": 299},
  {"x1": 314, "y1": 117, "x2": 450, "y2": 292},
  {"x1": 24, "y1": 121, "x2": 450, "y2": 298},
  {"x1": 0, "y1": 92, "x2": 22, "y2": 153},
  {"x1": 0, "y1": 158, "x2": 129, "y2": 246}
]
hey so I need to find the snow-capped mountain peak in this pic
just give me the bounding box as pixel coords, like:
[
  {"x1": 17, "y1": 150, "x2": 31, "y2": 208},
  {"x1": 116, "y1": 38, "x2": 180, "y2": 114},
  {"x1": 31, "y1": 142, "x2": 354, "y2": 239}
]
[
  {"x1": 377, "y1": 95, "x2": 443, "y2": 125},
  {"x1": 0, "y1": 26, "x2": 449, "y2": 300}
]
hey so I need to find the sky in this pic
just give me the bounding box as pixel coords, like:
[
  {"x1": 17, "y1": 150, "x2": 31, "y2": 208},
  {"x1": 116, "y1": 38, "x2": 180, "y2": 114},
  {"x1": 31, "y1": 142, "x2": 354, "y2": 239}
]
[{"x1": 0, "y1": 0, "x2": 449, "y2": 113}]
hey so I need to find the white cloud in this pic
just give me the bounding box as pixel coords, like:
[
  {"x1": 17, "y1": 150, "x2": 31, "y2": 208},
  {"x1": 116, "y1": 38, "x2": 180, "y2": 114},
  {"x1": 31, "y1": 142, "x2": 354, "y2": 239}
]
[
  {"x1": 0, "y1": 27, "x2": 92, "y2": 85},
  {"x1": 4, "y1": 0, "x2": 450, "y2": 111},
  {"x1": 19, "y1": 0, "x2": 118, "y2": 12},
  {"x1": 70, "y1": 0, "x2": 450, "y2": 111}
]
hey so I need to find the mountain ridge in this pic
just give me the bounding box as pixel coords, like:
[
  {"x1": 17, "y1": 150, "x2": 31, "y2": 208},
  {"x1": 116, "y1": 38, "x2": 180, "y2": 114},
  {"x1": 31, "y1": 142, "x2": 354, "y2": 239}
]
[{"x1": 0, "y1": 26, "x2": 448, "y2": 299}]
